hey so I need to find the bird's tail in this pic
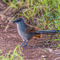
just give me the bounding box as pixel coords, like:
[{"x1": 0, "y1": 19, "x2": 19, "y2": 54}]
[
  {"x1": 34, "y1": 30, "x2": 60, "y2": 34},
  {"x1": 33, "y1": 30, "x2": 60, "y2": 38}
]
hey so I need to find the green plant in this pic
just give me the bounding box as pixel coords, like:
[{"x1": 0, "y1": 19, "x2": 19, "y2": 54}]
[{"x1": 0, "y1": 45, "x2": 23, "y2": 60}]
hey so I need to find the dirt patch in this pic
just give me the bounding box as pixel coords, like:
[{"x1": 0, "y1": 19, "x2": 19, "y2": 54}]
[{"x1": 0, "y1": 23, "x2": 60, "y2": 60}]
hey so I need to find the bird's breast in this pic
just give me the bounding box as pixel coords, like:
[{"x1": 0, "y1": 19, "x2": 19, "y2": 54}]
[{"x1": 17, "y1": 24, "x2": 33, "y2": 40}]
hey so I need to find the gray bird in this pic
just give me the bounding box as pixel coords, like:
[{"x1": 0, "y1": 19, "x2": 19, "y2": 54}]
[{"x1": 13, "y1": 18, "x2": 60, "y2": 47}]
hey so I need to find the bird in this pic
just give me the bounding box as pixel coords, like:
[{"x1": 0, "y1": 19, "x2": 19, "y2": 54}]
[{"x1": 13, "y1": 18, "x2": 60, "y2": 47}]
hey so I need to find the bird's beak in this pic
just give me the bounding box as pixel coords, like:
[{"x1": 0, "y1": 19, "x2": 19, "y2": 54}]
[{"x1": 13, "y1": 20, "x2": 17, "y2": 23}]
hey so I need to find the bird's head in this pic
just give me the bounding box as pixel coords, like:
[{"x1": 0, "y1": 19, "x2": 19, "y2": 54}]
[{"x1": 13, "y1": 18, "x2": 24, "y2": 23}]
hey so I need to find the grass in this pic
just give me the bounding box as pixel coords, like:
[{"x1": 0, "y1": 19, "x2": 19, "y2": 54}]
[
  {"x1": 0, "y1": 45, "x2": 23, "y2": 60},
  {"x1": 2, "y1": 0, "x2": 60, "y2": 30}
]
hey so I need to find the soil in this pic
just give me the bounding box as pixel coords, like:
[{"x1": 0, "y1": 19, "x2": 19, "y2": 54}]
[
  {"x1": 0, "y1": 26, "x2": 60, "y2": 60},
  {"x1": 0, "y1": 1, "x2": 60, "y2": 60}
]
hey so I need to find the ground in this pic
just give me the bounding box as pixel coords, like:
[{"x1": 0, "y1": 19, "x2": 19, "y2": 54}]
[
  {"x1": 0, "y1": 22, "x2": 60, "y2": 60},
  {"x1": 0, "y1": 1, "x2": 60, "y2": 60}
]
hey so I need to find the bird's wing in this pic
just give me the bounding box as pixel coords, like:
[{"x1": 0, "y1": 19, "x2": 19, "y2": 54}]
[
  {"x1": 25, "y1": 23, "x2": 41, "y2": 38},
  {"x1": 25, "y1": 24, "x2": 39, "y2": 33}
]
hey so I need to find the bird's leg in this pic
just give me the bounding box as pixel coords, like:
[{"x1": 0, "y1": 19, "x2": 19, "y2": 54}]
[
  {"x1": 23, "y1": 40, "x2": 29, "y2": 47},
  {"x1": 20, "y1": 40, "x2": 26, "y2": 46}
]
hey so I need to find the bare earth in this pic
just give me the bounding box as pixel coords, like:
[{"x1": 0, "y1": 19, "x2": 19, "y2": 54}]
[{"x1": 0, "y1": 22, "x2": 60, "y2": 60}]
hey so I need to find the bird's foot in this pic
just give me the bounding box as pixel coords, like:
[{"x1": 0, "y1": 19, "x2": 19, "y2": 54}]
[
  {"x1": 19, "y1": 44, "x2": 29, "y2": 47},
  {"x1": 22, "y1": 44, "x2": 29, "y2": 47}
]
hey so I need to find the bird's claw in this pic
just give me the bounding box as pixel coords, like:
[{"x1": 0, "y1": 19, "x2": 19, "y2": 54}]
[
  {"x1": 22, "y1": 45, "x2": 29, "y2": 47},
  {"x1": 19, "y1": 44, "x2": 29, "y2": 47}
]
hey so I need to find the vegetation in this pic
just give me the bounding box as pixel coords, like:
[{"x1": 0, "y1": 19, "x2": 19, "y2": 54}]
[
  {"x1": 0, "y1": 45, "x2": 23, "y2": 60},
  {"x1": 2, "y1": 0, "x2": 60, "y2": 30}
]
